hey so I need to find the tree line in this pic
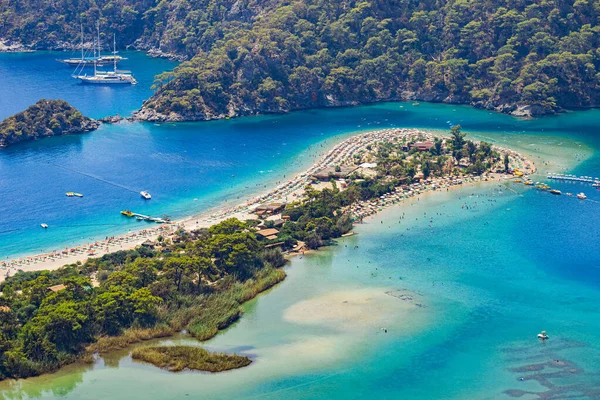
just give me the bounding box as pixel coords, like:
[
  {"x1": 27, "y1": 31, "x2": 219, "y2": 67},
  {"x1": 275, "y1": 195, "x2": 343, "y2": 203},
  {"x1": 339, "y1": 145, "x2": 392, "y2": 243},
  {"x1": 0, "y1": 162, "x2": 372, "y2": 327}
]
[{"x1": 2, "y1": 0, "x2": 599, "y2": 118}]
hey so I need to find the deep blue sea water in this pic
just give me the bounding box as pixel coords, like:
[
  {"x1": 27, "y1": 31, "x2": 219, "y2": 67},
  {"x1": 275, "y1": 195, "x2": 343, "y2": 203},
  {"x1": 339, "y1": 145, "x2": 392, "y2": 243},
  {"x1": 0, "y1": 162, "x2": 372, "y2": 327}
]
[
  {"x1": 0, "y1": 51, "x2": 176, "y2": 120},
  {"x1": 0, "y1": 52, "x2": 599, "y2": 399}
]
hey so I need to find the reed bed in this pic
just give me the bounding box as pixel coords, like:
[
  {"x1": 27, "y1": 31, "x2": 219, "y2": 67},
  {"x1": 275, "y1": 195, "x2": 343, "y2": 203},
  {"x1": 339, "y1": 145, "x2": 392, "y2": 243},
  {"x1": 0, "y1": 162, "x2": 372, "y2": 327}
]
[
  {"x1": 86, "y1": 325, "x2": 174, "y2": 354},
  {"x1": 131, "y1": 346, "x2": 251, "y2": 372}
]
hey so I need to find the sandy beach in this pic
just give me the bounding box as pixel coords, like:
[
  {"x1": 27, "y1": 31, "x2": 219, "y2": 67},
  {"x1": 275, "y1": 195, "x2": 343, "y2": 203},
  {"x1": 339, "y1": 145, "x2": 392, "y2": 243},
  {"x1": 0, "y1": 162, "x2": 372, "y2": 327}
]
[{"x1": 0, "y1": 128, "x2": 535, "y2": 282}]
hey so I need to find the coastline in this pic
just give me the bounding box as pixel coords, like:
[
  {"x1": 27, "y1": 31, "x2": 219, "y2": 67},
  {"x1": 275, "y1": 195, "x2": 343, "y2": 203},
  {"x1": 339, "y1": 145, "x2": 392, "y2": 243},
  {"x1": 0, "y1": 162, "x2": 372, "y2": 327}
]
[{"x1": 0, "y1": 127, "x2": 536, "y2": 282}]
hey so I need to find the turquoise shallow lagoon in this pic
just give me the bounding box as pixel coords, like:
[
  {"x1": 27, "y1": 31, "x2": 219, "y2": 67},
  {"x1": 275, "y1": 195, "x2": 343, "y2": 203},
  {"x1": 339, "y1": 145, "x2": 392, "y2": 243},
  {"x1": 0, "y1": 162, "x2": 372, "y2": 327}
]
[{"x1": 0, "y1": 52, "x2": 599, "y2": 399}]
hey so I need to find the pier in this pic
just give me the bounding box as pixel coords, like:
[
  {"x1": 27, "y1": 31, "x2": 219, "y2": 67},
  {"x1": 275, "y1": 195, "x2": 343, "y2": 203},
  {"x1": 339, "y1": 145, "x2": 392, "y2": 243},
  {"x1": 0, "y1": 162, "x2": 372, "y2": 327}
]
[
  {"x1": 547, "y1": 174, "x2": 599, "y2": 184},
  {"x1": 132, "y1": 213, "x2": 167, "y2": 223}
]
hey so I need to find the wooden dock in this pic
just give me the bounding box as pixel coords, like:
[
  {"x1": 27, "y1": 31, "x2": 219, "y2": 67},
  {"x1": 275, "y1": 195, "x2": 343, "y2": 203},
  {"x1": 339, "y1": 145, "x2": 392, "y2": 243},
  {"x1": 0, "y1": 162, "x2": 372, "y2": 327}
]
[{"x1": 547, "y1": 174, "x2": 599, "y2": 184}]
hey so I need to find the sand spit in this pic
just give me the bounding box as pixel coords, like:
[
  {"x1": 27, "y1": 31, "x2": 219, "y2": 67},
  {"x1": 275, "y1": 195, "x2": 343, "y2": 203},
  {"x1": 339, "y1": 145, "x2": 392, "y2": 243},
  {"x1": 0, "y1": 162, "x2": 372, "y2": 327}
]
[{"x1": 1, "y1": 127, "x2": 535, "y2": 281}]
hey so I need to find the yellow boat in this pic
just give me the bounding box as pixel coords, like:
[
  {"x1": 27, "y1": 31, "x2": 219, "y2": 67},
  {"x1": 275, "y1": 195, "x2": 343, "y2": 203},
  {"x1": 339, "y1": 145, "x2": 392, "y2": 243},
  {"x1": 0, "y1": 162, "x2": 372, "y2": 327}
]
[
  {"x1": 524, "y1": 180, "x2": 534, "y2": 185},
  {"x1": 513, "y1": 179, "x2": 522, "y2": 183},
  {"x1": 514, "y1": 170, "x2": 524, "y2": 177},
  {"x1": 121, "y1": 210, "x2": 134, "y2": 217}
]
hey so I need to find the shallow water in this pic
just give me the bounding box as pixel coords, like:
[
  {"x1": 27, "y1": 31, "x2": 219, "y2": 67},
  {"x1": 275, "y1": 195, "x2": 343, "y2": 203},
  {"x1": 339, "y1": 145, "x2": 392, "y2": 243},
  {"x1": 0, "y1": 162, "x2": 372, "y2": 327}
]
[{"x1": 0, "y1": 52, "x2": 600, "y2": 399}]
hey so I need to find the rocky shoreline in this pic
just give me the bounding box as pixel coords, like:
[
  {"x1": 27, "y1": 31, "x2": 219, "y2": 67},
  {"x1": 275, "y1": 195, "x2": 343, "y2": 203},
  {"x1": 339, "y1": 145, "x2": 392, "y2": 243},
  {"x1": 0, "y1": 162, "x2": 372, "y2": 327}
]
[
  {"x1": 130, "y1": 98, "x2": 560, "y2": 124},
  {"x1": 0, "y1": 37, "x2": 186, "y2": 61}
]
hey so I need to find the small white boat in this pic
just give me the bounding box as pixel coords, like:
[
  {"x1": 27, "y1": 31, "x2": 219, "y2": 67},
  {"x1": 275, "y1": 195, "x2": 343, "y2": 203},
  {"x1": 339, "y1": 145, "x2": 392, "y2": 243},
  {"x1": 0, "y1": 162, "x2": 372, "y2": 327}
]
[
  {"x1": 537, "y1": 330, "x2": 549, "y2": 341},
  {"x1": 140, "y1": 191, "x2": 152, "y2": 200},
  {"x1": 40, "y1": 223, "x2": 48, "y2": 229},
  {"x1": 577, "y1": 192, "x2": 587, "y2": 200}
]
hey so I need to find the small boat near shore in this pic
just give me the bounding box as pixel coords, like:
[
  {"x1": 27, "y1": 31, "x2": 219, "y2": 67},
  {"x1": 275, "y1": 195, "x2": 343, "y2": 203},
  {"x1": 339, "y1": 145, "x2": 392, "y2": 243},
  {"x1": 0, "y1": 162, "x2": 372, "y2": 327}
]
[
  {"x1": 121, "y1": 210, "x2": 134, "y2": 217},
  {"x1": 577, "y1": 192, "x2": 587, "y2": 200},
  {"x1": 140, "y1": 191, "x2": 152, "y2": 200},
  {"x1": 550, "y1": 189, "x2": 561, "y2": 195}
]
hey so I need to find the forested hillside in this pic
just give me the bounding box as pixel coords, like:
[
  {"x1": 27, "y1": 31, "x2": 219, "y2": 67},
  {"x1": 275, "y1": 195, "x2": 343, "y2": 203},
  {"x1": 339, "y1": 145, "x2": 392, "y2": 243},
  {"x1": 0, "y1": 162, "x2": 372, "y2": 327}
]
[{"x1": 2, "y1": 0, "x2": 600, "y2": 118}]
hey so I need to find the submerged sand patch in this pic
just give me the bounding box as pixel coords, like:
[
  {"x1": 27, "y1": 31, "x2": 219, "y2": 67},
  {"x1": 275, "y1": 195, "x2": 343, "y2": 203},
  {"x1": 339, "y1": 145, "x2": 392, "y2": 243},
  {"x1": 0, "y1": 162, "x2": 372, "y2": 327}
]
[
  {"x1": 249, "y1": 287, "x2": 425, "y2": 374},
  {"x1": 283, "y1": 287, "x2": 418, "y2": 331}
]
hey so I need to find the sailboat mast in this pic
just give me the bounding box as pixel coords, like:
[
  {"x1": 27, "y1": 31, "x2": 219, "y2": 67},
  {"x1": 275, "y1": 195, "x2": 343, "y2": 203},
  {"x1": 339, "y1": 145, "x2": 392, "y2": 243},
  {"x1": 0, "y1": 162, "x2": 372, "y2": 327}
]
[
  {"x1": 113, "y1": 33, "x2": 117, "y2": 73},
  {"x1": 96, "y1": 22, "x2": 101, "y2": 59},
  {"x1": 80, "y1": 23, "x2": 84, "y2": 61}
]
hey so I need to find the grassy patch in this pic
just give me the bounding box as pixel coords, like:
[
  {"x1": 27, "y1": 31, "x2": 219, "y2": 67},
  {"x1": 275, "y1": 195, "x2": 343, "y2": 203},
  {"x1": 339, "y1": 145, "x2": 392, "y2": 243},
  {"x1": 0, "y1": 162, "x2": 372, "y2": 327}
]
[
  {"x1": 131, "y1": 346, "x2": 251, "y2": 372},
  {"x1": 184, "y1": 267, "x2": 286, "y2": 340},
  {"x1": 86, "y1": 325, "x2": 174, "y2": 354}
]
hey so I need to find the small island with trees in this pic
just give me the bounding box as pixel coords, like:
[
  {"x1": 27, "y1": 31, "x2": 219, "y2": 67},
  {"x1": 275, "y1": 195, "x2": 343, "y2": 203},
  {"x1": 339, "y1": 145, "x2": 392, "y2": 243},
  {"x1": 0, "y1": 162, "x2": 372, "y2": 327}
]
[{"x1": 0, "y1": 99, "x2": 99, "y2": 148}]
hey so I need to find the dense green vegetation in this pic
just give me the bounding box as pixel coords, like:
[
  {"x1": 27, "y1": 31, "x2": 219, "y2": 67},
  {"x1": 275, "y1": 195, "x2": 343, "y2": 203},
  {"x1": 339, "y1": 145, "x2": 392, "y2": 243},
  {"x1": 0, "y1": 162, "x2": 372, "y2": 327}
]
[
  {"x1": 0, "y1": 219, "x2": 285, "y2": 380},
  {"x1": 370, "y1": 126, "x2": 502, "y2": 178},
  {"x1": 0, "y1": 0, "x2": 154, "y2": 50},
  {"x1": 3, "y1": 0, "x2": 600, "y2": 117},
  {"x1": 0, "y1": 99, "x2": 98, "y2": 147},
  {"x1": 131, "y1": 345, "x2": 251, "y2": 372}
]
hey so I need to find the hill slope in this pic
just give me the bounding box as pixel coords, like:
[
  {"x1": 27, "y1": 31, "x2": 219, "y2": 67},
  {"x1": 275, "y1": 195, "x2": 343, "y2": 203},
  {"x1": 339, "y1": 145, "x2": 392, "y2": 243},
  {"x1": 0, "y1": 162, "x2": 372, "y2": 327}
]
[
  {"x1": 2, "y1": 0, "x2": 600, "y2": 118},
  {"x1": 138, "y1": 0, "x2": 600, "y2": 119},
  {"x1": 0, "y1": 99, "x2": 99, "y2": 147}
]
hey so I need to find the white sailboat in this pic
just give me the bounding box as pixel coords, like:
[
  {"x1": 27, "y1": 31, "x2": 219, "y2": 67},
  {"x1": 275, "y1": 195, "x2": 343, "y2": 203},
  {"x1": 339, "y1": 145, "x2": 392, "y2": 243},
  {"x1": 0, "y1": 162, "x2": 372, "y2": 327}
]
[
  {"x1": 58, "y1": 24, "x2": 92, "y2": 66},
  {"x1": 73, "y1": 27, "x2": 136, "y2": 85},
  {"x1": 59, "y1": 24, "x2": 124, "y2": 66}
]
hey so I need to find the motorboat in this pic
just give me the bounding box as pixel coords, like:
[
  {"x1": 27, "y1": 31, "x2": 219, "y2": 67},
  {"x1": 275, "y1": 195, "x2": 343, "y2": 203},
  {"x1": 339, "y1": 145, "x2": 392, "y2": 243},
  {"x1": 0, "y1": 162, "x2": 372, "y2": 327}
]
[
  {"x1": 140, "y1": 191, "x2": 152, "y2": 200},
  {"x1": 577, "y1": 192, "x2": 587, "y2": 200},
  {"x1": 40, "y1": 223, "x2": 48, "y2": 229},
  {"x1": 537, "y1": 330, "x2": 549, "y2": 341},
  {"x1": 549, "y1": 189, "x2": 561, "y2": 195},
  {"x1": 121, "y1": 210, "x2": 134, "y2": 217}
]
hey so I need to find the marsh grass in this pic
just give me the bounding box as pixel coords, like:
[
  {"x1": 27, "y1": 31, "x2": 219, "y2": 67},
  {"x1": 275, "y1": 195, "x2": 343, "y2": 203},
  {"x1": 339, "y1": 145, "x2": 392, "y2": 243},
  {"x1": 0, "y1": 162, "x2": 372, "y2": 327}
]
[
  {"x1": 131, "y1": 346, "x2": 251, "y2": 372},
  {"x1": 181, "y1": 267, "x2": 286, "y2": 340},
  {"x1": 86, "y1": 267, "x2": 285, "y2": 355},
  {"x1": 86, "y1": 325, "x2": 174, "y2": 354}
]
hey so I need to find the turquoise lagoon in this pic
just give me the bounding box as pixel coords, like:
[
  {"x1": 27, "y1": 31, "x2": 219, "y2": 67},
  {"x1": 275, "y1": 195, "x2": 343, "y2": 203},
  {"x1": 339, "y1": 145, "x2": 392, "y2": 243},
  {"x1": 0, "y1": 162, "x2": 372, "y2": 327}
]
[{"x1": 0, "y1": 52, "x2": 599, "y2": 399}]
